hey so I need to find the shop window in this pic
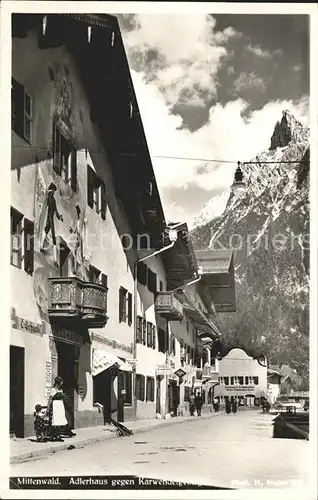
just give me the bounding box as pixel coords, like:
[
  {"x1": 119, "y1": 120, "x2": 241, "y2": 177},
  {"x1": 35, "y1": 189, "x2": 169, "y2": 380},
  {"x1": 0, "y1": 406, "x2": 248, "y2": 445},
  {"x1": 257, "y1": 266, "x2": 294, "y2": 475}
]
[
  {"x1": 146, "y1": 377, "x2": 155, "y2": 402},
  {"x1": 118, "y1": 287, "x2": 132, "y2": 325},
  {"x1": 136, "y1": 374, "x2": 145, "y2": 402},
  {"x1": 253, "y1": 376, "x2": 259, "y2": 385},
  {"x1": 158, "y1": 328, "x2": 166, "y2": 353},
  {"x1": 87, "y1": 165, "x2": 106, "y2": 219},
  {"x1": 53, "y1": 122, "x2": 77, "y2": 192},
  {"x1": 124, "y1": 372, "x2": 132, "y2": 405},
  {"x1": 10, "y1": 208, "x2": 34, "y2": 275},
  {"x1": 12, "y1": 77, "x2": 32, "y2": 143},
  {"x1": 224, "y1": 377, "x2": 229, "y2": 386}
]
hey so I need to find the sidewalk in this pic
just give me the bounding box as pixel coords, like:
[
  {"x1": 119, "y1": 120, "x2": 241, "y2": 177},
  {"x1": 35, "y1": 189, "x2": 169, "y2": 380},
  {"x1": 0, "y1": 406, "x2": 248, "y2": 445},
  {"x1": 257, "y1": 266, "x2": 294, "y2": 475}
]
[{"x1": 10, "y1": 411, "x2": 223, "y2": 464}]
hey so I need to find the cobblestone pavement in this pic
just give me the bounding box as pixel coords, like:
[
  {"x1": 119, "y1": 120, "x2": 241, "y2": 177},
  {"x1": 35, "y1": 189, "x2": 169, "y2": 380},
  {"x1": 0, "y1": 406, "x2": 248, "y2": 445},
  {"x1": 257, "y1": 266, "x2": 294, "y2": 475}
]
[{"x1": 11, "y1": 410, "x2": 309, "y2": 489}]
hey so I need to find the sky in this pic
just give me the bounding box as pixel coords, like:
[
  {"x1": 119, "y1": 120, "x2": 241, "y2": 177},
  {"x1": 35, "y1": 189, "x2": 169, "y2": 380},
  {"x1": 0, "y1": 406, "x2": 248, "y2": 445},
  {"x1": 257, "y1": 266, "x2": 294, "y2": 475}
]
[{"x1": 117, "y1": 14, "x2": 309, "y2": 228}]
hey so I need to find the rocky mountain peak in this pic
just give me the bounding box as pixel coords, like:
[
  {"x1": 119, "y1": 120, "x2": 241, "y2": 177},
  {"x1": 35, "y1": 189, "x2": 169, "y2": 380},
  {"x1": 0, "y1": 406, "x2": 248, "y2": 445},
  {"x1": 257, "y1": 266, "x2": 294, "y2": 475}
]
[{"x1": 270, "y1": 109, "x2": 307, "y2": 150}]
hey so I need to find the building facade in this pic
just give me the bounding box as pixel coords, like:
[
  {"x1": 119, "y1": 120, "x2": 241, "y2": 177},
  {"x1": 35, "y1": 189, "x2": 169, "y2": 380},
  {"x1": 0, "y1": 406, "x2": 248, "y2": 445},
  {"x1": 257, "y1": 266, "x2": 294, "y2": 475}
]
[
  {"x1": 214, "y1": 348, "x2": 268, "y2": 407},
  {"x1": 10, "y1": 13, "x2": 238, "y2": 437}
]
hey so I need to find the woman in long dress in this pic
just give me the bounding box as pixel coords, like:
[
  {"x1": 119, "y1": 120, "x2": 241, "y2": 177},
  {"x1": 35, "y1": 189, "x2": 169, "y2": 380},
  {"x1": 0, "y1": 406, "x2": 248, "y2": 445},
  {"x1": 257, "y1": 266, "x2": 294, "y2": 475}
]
[{"x1": 47, "y1": 376, "x2": 68, "y2": 441}]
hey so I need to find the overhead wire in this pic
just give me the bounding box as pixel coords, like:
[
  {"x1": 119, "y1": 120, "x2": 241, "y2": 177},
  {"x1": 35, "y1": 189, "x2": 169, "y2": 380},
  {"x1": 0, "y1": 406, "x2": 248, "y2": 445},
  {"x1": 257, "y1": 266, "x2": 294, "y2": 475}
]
[{"x1": 11, "y1": 144, "x2": 309, "y2": 164}]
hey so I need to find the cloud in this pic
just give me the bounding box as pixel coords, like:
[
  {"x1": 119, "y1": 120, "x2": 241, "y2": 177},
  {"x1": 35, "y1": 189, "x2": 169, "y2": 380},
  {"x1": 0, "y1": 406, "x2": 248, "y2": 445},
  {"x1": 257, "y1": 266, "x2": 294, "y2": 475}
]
[
  {"x1": 120, "y1": 14, "x2": 238, "y2": 107},
  {"x1": 130, "y1": 70, "x2": 309, "y2": 225},
  {"x1": 233, "y1": 71, "x2": 266, "y2": 93},
  {"x1": 246, "y1": 44, "x2": 283, "y2": 58}
]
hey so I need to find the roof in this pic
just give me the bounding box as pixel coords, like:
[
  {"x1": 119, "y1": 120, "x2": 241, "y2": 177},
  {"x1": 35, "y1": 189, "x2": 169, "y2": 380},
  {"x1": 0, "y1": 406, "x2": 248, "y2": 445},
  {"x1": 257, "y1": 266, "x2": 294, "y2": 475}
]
[
  {"x1": 176, "y1": 290, "x2": 220, "y2": 339},
  {"x1": 196, "y1": 250, "x2": 236, "y2": 313},
  {"x1": 12, "y1": 13, "x2": 166, "y2": 247},
  {"x1": 162, "y1": 223, "x2": 198, "y2": 290},
  {"x1": 196, "y1": 249, "x2": 233, "y2": 275}
]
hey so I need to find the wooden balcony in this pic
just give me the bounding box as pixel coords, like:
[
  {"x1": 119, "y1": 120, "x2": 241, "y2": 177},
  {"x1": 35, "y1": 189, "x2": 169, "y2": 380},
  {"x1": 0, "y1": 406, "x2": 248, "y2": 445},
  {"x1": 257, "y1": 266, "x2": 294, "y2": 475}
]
[
  {"x1": 155, "y1": 292, "x2": 183, "y2": 321},
  {"x1": 48, "y1": 277, "x2": 108, "y2": 328}
]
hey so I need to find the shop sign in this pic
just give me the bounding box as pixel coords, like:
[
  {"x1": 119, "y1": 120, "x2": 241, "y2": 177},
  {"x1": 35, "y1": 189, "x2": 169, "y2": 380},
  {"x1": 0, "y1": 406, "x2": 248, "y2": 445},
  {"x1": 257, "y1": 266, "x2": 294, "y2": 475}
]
[
  {"x1": 156, "y1": 364, "x2": 171, "y2": 376},
  {"x1": 91, "y1": 332, "x2": 133, "y2": 354},
  {"x1": 175, "y1": 368, "x2": 186, "y2": 378},
  {"x1": 226, "y1": 385, "x2": 255, "y2": 392},
  {"x1": 11, "y1": 308, "x2": 43, "y2": 336},
  {"x1": 45, "y1": 361, "x2": 52, "y2": 401},
  {"x1": 51, "y1": 328, "x2": 83, "y2": 346}
]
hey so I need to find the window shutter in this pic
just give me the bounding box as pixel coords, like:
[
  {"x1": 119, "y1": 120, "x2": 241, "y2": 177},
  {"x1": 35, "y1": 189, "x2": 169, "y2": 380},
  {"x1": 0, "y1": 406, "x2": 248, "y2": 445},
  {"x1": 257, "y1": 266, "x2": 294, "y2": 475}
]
[
  {"x1": 147, "y1": 269, "x2": 157, "y2": 294},
  {"x1": 53, "y1": 123, "x2": 61, "y2": 174},
  {"x1": 136, "y1": 316, "x2": 142, "y2": 343},
  {"x1": 127, "y1": 293, "x2": 132, "y2": 326},
  {"x1": 119, "y1": 287, "x2": 124, "y2": 323},
  {"x1": 87, "y1": 165, "x2": 94, "y2": 208},
  {"x1": 137, "y1": 262, "x2": 147, "y2": 285},
  {"x1": 147, "y1": 322, "x2": 151, "y2": 347},
  {"x1": 24, "y1": 218, "x2": 34, "y2": 275},
  {"x1": 71, "y1": 150, "x2": 77, "y2": 192},
  {"x1": 12, "y1": 78, "x2": 24, "y2": 137},
  {"x1": 152, "y1": 325, "x2": 156, "y2": 350},
  {"x1": 142, "y1": 319, "x2": 146, "y2": 345},
  {"x1": 101, "y1": 180, "x2": 106, "y2": 220}
]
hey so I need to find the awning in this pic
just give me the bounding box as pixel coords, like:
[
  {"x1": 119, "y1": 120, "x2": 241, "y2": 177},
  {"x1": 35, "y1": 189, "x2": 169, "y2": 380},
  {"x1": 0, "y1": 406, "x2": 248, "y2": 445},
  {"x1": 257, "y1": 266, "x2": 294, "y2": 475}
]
[{"x1": 92, "y1": 349, "x2": 132, "y2": 376}]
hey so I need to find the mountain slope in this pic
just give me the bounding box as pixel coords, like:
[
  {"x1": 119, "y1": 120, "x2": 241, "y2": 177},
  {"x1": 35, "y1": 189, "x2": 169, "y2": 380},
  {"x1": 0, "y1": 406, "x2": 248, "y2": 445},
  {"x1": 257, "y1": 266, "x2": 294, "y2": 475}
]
[{"x1": 191, "y1": 110, "x2": 310, "y2": 388}]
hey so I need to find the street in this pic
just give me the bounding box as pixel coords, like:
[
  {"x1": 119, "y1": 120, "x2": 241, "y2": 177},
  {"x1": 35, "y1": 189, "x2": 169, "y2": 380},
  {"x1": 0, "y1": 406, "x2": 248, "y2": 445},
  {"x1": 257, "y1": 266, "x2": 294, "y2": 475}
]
[{"x1": 11, "y1": 409, "x2": 309, "y2": 489}]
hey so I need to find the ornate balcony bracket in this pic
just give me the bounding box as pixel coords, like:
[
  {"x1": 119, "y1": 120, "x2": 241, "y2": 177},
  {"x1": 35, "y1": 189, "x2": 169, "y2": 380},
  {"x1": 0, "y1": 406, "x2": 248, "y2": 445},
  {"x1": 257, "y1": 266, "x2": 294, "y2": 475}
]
[{"x1": 48, "y1": 277, "x2": 108, "y2": 328}]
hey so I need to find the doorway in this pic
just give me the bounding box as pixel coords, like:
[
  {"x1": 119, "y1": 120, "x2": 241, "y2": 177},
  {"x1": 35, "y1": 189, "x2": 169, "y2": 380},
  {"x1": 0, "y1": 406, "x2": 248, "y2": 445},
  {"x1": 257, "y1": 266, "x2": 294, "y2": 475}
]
[
  {"x1": 56, "y1": 341, "x2": 76, "y2": 429},
  {"x1": 168, "y1": 380, "x2": 179, "y2": 416},
  {"x1": 10, "y1": 346, "x2": 25, "y2": 437},
  {"x1": 117, "y1": 371, "x2": 125, "y2": 423},
  {"x1": 156, "y1": 376, "x2": 161, "y2": 414},
  {"x1": 93, "y1": 369, "x2": 113, "y2": 423}
]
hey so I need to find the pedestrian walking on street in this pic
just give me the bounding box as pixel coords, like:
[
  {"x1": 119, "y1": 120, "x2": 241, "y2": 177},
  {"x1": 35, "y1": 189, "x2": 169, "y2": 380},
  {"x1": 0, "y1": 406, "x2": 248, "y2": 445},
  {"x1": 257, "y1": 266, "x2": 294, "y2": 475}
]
[
  {"x1": 231, "y1": 398, "x2": 237, "y2": 414},
  {"x1": 189, "y1": 393, "x2": 195, "y2": 416},
  {"x1": 47, "y1": 376, "x2": 68, "y2": 442},
  {"x1": 194, "y1": 392, "x2": 203, "y2": 417},
  {"x1": 213, "y1": 397, "x2": 220, "y2": 412},
  {"x1": 225, "y1": 398, "x2": 231, "y2": 414}
]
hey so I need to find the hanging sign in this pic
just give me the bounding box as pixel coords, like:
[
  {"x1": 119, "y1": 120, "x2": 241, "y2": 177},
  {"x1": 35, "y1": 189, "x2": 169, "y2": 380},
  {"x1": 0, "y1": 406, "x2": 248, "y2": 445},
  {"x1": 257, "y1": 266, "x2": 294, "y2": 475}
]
[{"x1": 175, "y1": 368, "x2": 186, "y2": 379}]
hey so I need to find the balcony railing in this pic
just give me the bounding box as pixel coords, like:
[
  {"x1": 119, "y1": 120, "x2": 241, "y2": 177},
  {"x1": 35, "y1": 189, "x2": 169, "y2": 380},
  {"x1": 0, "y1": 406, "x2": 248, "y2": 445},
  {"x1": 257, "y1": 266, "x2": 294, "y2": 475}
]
[
  {"x1": 155, "y1": 292, "x2": 183, "y2": 321},
  {"x1": 48, "y1": 277, "x2": 108, "y2": 328}
]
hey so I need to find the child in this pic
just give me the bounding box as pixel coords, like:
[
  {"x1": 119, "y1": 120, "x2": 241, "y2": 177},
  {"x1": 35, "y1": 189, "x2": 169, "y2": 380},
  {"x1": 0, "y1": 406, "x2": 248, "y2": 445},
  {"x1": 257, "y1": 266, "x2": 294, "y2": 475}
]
[{"x1": 34, "y1": 404, "x2": 48, "y2": 442}]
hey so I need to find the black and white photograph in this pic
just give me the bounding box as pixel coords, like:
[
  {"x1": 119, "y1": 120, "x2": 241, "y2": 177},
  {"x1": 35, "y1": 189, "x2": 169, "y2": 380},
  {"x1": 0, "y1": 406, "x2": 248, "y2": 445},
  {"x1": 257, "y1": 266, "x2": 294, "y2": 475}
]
[{"x1": 1, "y1": 1, "x2": 317, "y2": 498}]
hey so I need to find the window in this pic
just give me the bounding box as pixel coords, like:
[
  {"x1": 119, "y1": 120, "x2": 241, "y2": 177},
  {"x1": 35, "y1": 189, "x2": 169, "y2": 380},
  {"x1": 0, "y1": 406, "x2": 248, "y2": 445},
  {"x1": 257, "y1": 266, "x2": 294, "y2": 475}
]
[
  {"x1": 253, "y1": 376, "x2": 259, "y2": 385},
  {"x1": 142, "y1": 318, "x2": 146, "y2": 345},
  {"x1": 184, "y1": 386, "x2": 190, "y2": 402},
  {"x1": 230, "y1": 377, "x2": 234, "y2": 385},
  {"x1": 89, "y1": 265, "x2": 101, "y2": 283},
  {"x1": 124, "y1": 372, "x2": 132, "y2": 405},
  {"x1": 224, "y1": 377, "x2": 229, "y2": 386},
  {"x1": 147, "y1": 268, "x2": 157, "y2": 294},
  {"x1": 170, "y1": 335, "x2": 176, "y2": 356},
  {"x1": 238, "y1": 376, "x2": 244, "y2": 385},
  {"x1": 159, "y1": 280, "x2": 163, "y2": 291},
  {"x1": 53, "y1": 122, "x2": 77, "y2": 191},
  {"x1": 211, "y1": 357, "x2": 216, "y2": 370},
  {"x1": 245, "y1": 376, "x2": 249, "y2": 385},
  {"x1": 87, "y1": 165, "x2": 106, "y2": 219},
  {"x1": 119, "y1": 287, "x2": 132, "y2": 325},
  {"x1": 158, "y1": 328, "x2": 166, "y2": 353},
  {"x1": 11, "y1": 208, "x2": 34, "y2": 275},
  {"x1": 59, "y1": 237, "x2": 71, "y2": 278},
  {"x1": 12, "y1": 78, "x2": 32, "y2": 143},
  {"x1": 146, "y1": 377, "x2": 155, "y2": 402},
  {"x1": 136, "y1": 374, "x2": 145, "y2": 402}
]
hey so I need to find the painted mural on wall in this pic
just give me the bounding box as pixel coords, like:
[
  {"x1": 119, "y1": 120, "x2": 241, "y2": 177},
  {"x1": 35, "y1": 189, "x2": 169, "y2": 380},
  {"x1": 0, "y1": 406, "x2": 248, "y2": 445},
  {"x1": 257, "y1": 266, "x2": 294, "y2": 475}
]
[{"x1": 33, "y1": 64, "x2": 91, "y2": 319}]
